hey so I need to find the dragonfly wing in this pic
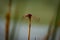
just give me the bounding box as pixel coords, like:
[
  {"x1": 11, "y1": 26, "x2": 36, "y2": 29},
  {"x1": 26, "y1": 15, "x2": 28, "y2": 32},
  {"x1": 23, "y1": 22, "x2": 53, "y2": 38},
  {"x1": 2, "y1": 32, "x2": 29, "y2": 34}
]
[{"x1": 32, "y1": 16, "x2": 40, "y2": 23}]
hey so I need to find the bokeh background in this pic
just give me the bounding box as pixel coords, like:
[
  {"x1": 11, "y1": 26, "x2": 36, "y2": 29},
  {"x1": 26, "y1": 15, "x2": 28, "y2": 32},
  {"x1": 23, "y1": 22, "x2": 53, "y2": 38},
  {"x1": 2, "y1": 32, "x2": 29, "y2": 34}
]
[{"x1": 0, "y1": 0, "x2": 60, "y2": 40}]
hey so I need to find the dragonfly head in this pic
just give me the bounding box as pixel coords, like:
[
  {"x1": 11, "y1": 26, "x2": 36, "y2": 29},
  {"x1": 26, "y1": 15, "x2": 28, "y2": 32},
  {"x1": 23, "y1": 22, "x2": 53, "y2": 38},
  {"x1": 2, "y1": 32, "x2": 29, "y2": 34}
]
[{"x1": 25, "y1": 14, "x2": 32, "y2": 18}]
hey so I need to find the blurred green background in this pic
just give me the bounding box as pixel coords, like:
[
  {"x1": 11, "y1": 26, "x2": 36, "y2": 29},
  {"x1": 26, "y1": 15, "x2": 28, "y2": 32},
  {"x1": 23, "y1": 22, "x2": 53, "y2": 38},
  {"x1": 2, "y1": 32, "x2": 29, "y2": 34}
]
[
  {"x1": 0, "y1": 0, "x2": 59, "y2": 25},
  {"x1": 0, "y1": 0, "x2": 60, "y2": 40}
]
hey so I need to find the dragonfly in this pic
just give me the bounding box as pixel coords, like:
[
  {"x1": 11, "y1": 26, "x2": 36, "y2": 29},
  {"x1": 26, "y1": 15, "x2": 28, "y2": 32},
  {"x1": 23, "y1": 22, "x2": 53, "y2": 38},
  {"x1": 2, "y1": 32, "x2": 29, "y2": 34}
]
[
  {"x1": 21, "y1": 13, "x2": 40, "y2": 40},
  {"x1": 22, "y1": 13, "x2": 40, "y2": 24}
]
